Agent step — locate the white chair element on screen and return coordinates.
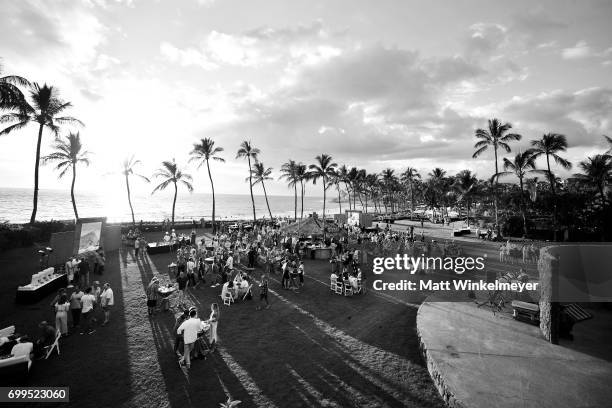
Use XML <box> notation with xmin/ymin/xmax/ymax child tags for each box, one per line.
<box><xmin>45</xmin><ymin>330</ymin><xmax>61</xmax><ymax>359</ymax></box>
<box><xmin>343</xmin><ymin>281</ymin><xmax>353</xmax><ymax>296</ymax></box>
<box><xmin>334</xmin><ymin>280</ymin><xmax>343</xmax><ymax>295</ymax></box>
<box><xmin>330</xmin><ymin>277</ymin><xmax>337</xmax><ymax>292</ymax></box>
<box><xmin>222</xmin><ymin>292</ymin><xmax>234</xmax><ymax>306</ymax></box>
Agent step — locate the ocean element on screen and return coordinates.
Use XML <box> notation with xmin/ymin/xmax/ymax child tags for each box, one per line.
<box><xmin>0</xmin><ymin>187</ymin><xmax>360</xmax><ymax>224</ymax></box>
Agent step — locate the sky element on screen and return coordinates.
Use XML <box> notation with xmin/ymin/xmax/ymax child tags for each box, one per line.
<box><xmin>1</xmin><ymin>0</ymin><xmax>611</xmax><ymax>199</ymax></box>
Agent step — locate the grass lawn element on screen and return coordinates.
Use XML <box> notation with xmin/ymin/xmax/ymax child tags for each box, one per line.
<box><xmin>0</xmin><ymin>230</ymin><xmax>445</xmax><ymax>408</ymax></box>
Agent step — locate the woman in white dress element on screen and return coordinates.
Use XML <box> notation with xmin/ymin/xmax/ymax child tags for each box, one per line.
<box><xmin>208</xmin><ymin>303</ymin><xmax>220</xmax><ymax>352</ymax></box>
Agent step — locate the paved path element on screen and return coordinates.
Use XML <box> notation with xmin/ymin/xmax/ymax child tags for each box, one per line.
<box><xmin>417</xmin><ymin>300</ymin><xmax>612</xmax><ymax>408</ymax></box>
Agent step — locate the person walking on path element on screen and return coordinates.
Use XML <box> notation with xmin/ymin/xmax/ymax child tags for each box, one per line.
<box><xmin>100</xmin><ymin>283</ymin><xmax>114</xmax><ymax>325</ymax></box>
<box><xmin>207</xmin><ymin>303</ymin><xmax>220</xmax><ymax>352</ymax></box>
<box><xmin>69</xmin><ymin>286</ymin><xmax>83</xmax><ymax>329</ymax></box>
<box><xmin>80</xmin><ymin>287</ymin><xmax>97</xmax><ymax>335</ymax></box>
<box><xmin>257</xmin><ymin>275</ymin><xmax>270</xmax><ymax>310</ymax></box>
<box><xmin>177</xmin><ymin>308</ymin><xmax>204</xmax><ymax>370</ymax></box>
<box><xmin>54</xmin><ymin>294</ymin><xmax>70</xmax><ymax>336</ymax></box>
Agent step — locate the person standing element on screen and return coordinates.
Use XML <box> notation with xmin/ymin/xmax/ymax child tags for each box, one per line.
<box><xmin>54</xmin><ymin>294</ymin><xmax>70</xmax><ymax>336</ymax></box>
<box><xmin>207</xmin><ymin>303</ymin><xmax>220</xmax><ymax>352</ymax></box>
<box><xmin>177</xmin><ymin>308</ymin><xmax>204</xmax><ymax>369</ymax></box>
<box><xmin>176</xmin><ymin>271</ymin><xmax>189</xmax><ymax>305</ymax></box>
<box><xmin>134</xmin><ymin>237</ymin><xmax>140</xmax><ymax>259</ymax></box>
<box><xmin>69</xmin><ymin>286</ymin><xmax>83</xmax><ymax>329</ymax></box>
<box><xmin>146</xmin><ymin>278</ymin><xmax>160</xmax><ymax>315</ymax></box>
<box><xmin>297</xmin><ymin>261</ymin><xmax>305</xmax><ymax>287</ymax></box>
<box><xmin>80</xmin><ymin>287</ymin><xmax>96</xmax><ymax>335</ymax></box>
<box><xmin>100</xmin><ymin>283</ymin><xmax>114</xmax><ymax>326</ymax></box>
<box><xmin>257</xmin><ymin>275</ymin><xmax>270</xmax><ymax>310</ymax></box>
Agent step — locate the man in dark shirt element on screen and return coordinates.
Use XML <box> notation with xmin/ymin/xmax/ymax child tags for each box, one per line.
<box><xmin>176</xmin><ymin>271</ymin><xmax>189</xmax><ymax>305</ymax></box>
<box><xmin>257</xmin><ymin>275</ymin><xmax>270</xmax><ymax>310</ymax></box>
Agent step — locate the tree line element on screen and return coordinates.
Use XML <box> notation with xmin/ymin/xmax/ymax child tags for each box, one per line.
<box><xmin>2</xmin><ymin>62</ymin><xmax>611</xmax><ymax>240</ymax></box>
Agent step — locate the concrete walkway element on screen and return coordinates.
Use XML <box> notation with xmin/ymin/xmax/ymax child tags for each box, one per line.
<box><xmin>417</xmin><ymin>300</ymin><xmax>612</xmax><ymax>408</ymax></box>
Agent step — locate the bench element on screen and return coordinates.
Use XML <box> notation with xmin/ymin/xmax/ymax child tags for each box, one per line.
<box><xmin>511</xmin><ymin>300</ymin><xmax>540</xmax><ymax>325</ymax></box>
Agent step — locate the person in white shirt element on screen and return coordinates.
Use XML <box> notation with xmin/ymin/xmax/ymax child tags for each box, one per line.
<box><xmin>80</xmin><ymin>287</ymin><xmax>96</xmax><ymax>335</ymax></box>
<box><xmin>177</xmin><ymin>309</ymin><xmax>205</xmax><ymax>369</ymax></box>
<box><xmin>225</xmin><ymin>255</ymin><xmax>233</xmax><ymax>274</ymax></box>
<box><xmin>100</xmin><ymin>283</ymin><xmax>114</xmax><ymax>326</ymax></box>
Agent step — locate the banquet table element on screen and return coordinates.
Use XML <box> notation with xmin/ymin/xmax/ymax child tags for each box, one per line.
<box><xmin>16</xmin><ymin>273</ymin><xmax>68</xmax><ymax>304</ymax></box>
<box><xmin>147</xmin><ymin>241</ymin><xmax>178</xmax><ymax>255</ymax></box>
<box><xmin>158</xmin><ymin>285</ymin><xmax>177</xmax><ymax>312</ymax></box>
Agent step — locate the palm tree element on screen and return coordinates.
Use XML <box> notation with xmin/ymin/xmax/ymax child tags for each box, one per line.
<box><xmin>120</xmin><ymin>155</ymin><xmax>150</xmax><ymax>226</ymax></box>
<box><xmin>365</xmin><ymin>173</ymin><xmax>379</xmax><ymax>213</ymax></box>
<box><xmin>0</xmin><ymin>83</ymin><xmax>82</xmax><ymax>223</ymax></box>
<box><xmin>250</xmin><ymin>162</ymin><xmax>274</xmax><ymax>220</ymax></box>
<box><xmin>280</xmin><ymin>160</ymin><xmax>298</xmax><ymax>221</ymax></box>
<box><xmin>152</xmin><ymin>159</ymin><xmax>193</xmax><ymax>227</ymax></box>
<box><xmin>0</xmin><ymin>62</ymin><xmax>29</xmax><ymax>109</ymax></box>
<box><xmin>575</xmin><ymin>154</ymin><xmax>612</xmax><ymax>211</ymax></box>
<box><xmin>381</xmin><ymin>168</ymin><xmax>397</xmax><ymax>214</ymax></box>
<box><xmin>41</xmin><ymin>132</ymin><xmax>90</xmax><ymax>220</ymax></box>
<box><xmin>401</xmin><ymin>167</ymin><xmax>421</xmax><ymax>219</ymax></box>
<box><xmin>453</xmin><ymin>170</ymin><xmax>478</xmax><ymax>227</ymax></box>
<box><xmin>603</xmin><ymin>135</ymin><xmax>611</xmax><ymax>154</ymax></box>
<box><xmin>236</xmin><ymin>141</ymin><xmax>260</xmax><ymax>223</ymax></box>
<box><xmin>472</xmin><ymin>118</ymin><xmax>521</xmax><ymax>236</ymax></box>
<box><xmin>337</xmin><ymin>165</ymin><xmax>351</xmax><ymax>210</ymax></box>
<box><xmin>189</xmin><ymin>138</ymin><xmax>225</xmax><ymax>232</ymax></box>
<box><xmin>575</xmin><ymin>154</ymin><xmax>612</xmax><ymax>240</ymax></box>
<box><xmin>348</xmin><ymin>167</ymin><xmax>359</xmax><ymax>209</ymax></box>
<box><xmin>295</xmin><ymin>163</ymin><xmax>309</xmax><ymax>219</ymax></box>
<box><xmin>329</xmin><ymin>168</ymin><xmax>343</xmax><ymax>214</ymax></box>
<box><xmin>530</xmin><ymin>133</ymin><xmax>572</xmax><ymax>240</ymax></box>
<box><xmin>309</xmin><ymin>154</ymin><xmax>337</xmax><ymax>241</ymax></box>
<box><xmin>494</xmin><ymin>151</ymin><xmax>538</xmax><ymax>237</ymax></box>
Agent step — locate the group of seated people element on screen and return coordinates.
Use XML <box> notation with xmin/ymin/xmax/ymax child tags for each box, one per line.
<box><xmin>0</xmin><ymin>321</ymin><xmax>58</xmax><ymax>369</ymax></box>
<box><xmin>330</xmin><ymin>253</ymin><xmax>364</xmax><ymax>295</ymax></box>
<box><xmin>221</xmin><ymin>271</ymin><xmax>253</xmax><ymax>301</ymax></box>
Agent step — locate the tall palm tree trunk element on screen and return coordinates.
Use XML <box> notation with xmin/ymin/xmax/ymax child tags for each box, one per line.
<box><xmin>30</xmin><ymin>124</ymin><xmax>44</xmax><ymax>224</ymax></box>
<box><xmin>125</xmin><ymin>174</ymin><xmax>136</xmax><ymax>225</ymax></box>
<box><xmin>206</xmin><ymin>160</ymin><xmax>217</xmax><ymax>233</ymax></box>
<box><xmin>519</xmin><ymin>177</ymin><xmax>528</xmax><ymax>237</ymax></box>
<box><xmin>493</xmin><ymin>147</ymin><xmax>500</xmax><ymax>236</ymax></box>
<box><xmin>410</xmin><ymin>181</ymin><xmax>415</xmax><ymax>220</ymax></box>
<box><xmin>247</xmin><ymin>156</ymin><xmax>256</xmax><ymax>222</ymax></box>
<box><xmin>293</xmin><ymin>183</ymin><xmax>297</xmax><ymax>221</ymax></box>
<box><xmin>344</xmin><ymin>183</ymin><xmax>353</xmax><ymax>211</ymax></box>
<box><xmin>300</xmin><ymin>182</ymin><xmax>305</xmax><ymax>219</ymax></box>
<box><xmin>172</xmin><ymin>182</ymin><xmax>177</xmax><ymax>227</ymax></box>
<box><xmin>322</xmin><ymin>177</ymin><xmax>327</xmax><ymax>241</ymax></box>
<box><xmin>337</xmin><ymin>187</ymin><xmax>342</xmax><ymax>214</ymax></box>
<box><xmin>70</xmin><ymin>162</ymin><xmax>79</xmax><ymax>220</ymax></box>
<box><xmin>546</xmin><ymin>155</ymin><xmax>558</xmax><ymax>241</ymax></box>
<box><xmin>262</xmin><ymin>180</ymin><xmax>273</xmax><ymax>220</ymax></box>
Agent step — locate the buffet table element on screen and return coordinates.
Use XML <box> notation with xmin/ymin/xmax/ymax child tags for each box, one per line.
<box><xmin>310</xmin><ymin>246</ymin><xmax>332</xmax><ymax>260</ymax></box>
<box><xmin>16</xmin><ymin>269</ymin><xmax>68</xmax><ymax>304</ymax></box>
<box><xmin>147</xmin><ymin>241</ymin><xmax>178</xmax><ymax>255</ymax></box>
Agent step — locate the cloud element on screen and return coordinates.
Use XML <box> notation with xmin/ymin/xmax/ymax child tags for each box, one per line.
<box><xmin>562</xmin><ymin>41</ymin><xmax>593</xmax><ymax>59</ymax></box>
<box><xmin>160</xmin><ymin>20</ymin><xmax>348</xmax><ymax>69</ymax></box>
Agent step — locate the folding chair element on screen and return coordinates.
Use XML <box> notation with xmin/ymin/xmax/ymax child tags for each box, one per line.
<box><xmin>45</xmin><ymin>330</ymin><xmax>61</xmax><ymax>359</ymax></box>
<box><xmin>222</xmin><ymin>292</ymin><xmax>234</xmax><ymax>306</ymax></box>
<box><xmin>330</xmin><ymin>277</ymin><xmax>337</xmax><ymax>292</ymax></box>
<box><xmin>334</xmin><ymin>280</ymin><xmax>343</xmax><ymax>295</ymax></box>
<box><xmin>343</xmin><ymin>281</ymin><xmax>353</xmax><ymax>296</ymax></box>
